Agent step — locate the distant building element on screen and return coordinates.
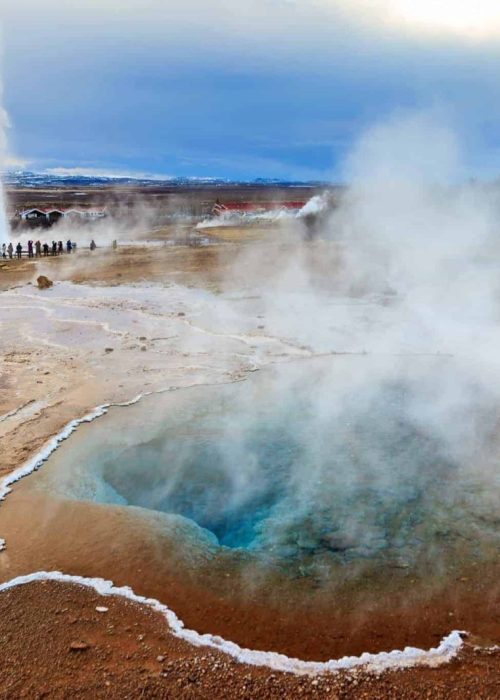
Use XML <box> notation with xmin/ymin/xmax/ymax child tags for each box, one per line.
<box><xmin>17</xmin><ymin>207</ymin><xmax>107</xmax><ymax>226</ymax></box>
<box><xmin>211</xmin><ymin>200</ymin><xmax>306</xmax><ymax>217</ymax></box>
<box><xmin>19</xmin><ymin>208</ymin><xmax>49</xmax><ymax>223</ymax></box>
<box><xmin>63</xmin><ymin>208</ymin><xmax>107</xmax><ymax>220</ymax></box>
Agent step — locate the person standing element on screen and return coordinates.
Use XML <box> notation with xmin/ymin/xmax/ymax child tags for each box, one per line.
<box><xmin>35</xmin><ymin>240</ymin><xmax>42</xmax><ymax>257</ymax></box>
<box><xmin>90</xmin><ymin>239</ymin><xmax>97</xmax><ymax>251</ymax></box>
<box><xmin>43</xmin><ymin>243</ymin><xmax>49</xmax><ymax>257</ymax></box>
<box><xmin>1</xmin><ymin>243</ymin><xmax>6</xmax><ymax>259</ymax></box>
<box><xmin>51</xmin><ymin>241</ymin><xmax>57</xmax><ymax>256</ymax></box>
<box><xmin>58</xmin><ymin>241</ymin><xmax>63</xmax><ymax>255</ymax></box>
<box><xmin>66</xmin><ymin>239</ymin><xmax>72</xmax><ymax>253</ymax></box>
<box><xmin>7</xmin><ymin>242</ymin><xmax>13</xmax><ymax>259</ymax></box>
<box><xmin>16</xmin><ymin>242</ymin><xmax>22</xmax><ymax>259</ymax></box>
<box><xmin>28</xmin><ymin>240</ymin><xmax>34</xmax><ymax>258</ymax></box>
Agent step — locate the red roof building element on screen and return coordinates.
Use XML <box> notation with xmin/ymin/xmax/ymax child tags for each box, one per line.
<box><xmin>212</xmin><ymin>201</ymin><xmax>305</xmax><ymax>216</ymax></box>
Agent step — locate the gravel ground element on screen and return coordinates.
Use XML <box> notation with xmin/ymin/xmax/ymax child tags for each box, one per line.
<box><xmin>0</xmin><ymin>580</ymin><xmax>498</xmax><ymax>699</ymax></box>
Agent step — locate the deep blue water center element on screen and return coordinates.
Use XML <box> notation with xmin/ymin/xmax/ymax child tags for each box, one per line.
<box><xmin>37</xmin><ymin>357</ymin><xmax>500</xmax><ymax>566</ymax></box>
<box><xmin>102</xmin><ymin>421</ymin><xmax>300</xmax><ymax>549</ymax></box>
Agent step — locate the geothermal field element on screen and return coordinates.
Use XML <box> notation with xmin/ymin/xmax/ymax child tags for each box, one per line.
<box><xmin>0</xmin><ymin>135</ymin><xmax>499</xmax><ymax>698</ymax></box>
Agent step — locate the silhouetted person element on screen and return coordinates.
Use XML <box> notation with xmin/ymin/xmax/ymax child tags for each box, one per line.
<box><xmin>7</xmin><ymin>242</ymin><xmax>13</xmax><ymax>259</ymax></box>
<box><xmin>72</xmin><ymin>241</ymin><xmax>77</xmax><ymax>252</ymax></box>
<box><xmin>90</xmin><ymin>239</ymin><xmax>97</xmax><ymax>251</ymax></box>
<box><xmin>58</xmin><ymin>241</ymin><xmax>63</xmax><ymax>255</ymax></box>
<box><xmin>1</xmin><ymin>243</ymin><xmax>6</xmax><ymax>259</ymax></box>
<box><xmin>28</xmin><ymin>240</ymin><xmax>34</xmax><ymax>258</ymax></box>
<box><xmin>35</xmin><ymin>240</ymin><xmax>42</xmax><ymax>257</ymax></box>
<box><xmin>16</xmin><ymin>242</ymin><xmax>22</xmax><ymax>259</ymax></box>
<box><xmin>51</xmin><ymin>241</ymin><xmax>57</xmax><ymax>256</ymax></box>
<box><xmin>43</xmin><ymin>243</ymin><xmax>49</xmax><ymax>257</ymax></box>
<box><xmin>66</xmin><ymin>240</ymin><xmax>72</xmax><ymax>253</ymax></box>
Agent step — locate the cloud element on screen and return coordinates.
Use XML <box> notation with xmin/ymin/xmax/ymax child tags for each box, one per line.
<box><xmin>379</xmin><ymin>0</ymin><xmax>500</xmax><ymax>38</ymax></box>
<box><xmin>3</xmin><ymin>1</ymin><xmax>500</xmax><ymax>179</ymax></box>
<box><xmin>5</xmin><ymin>1</ymin><xmax>500</xmax><ymax>52</ymax></box>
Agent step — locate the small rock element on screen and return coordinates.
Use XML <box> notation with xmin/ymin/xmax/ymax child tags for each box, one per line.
<box><xmin>96</xmin><ymin>606</ymin><xmax>109</xmax><ymax>613</ymax></box>
<box><xmin>69</xmin><ymin>641</ymin><xmax>90</xmax><ymax>651</ymax></box>
<box><xmin>37</xmin><ymin>275</ymin><xmax>53</xmax><ymax>290</ymax></box>
<box><xmin>104</xmin><ymin>348</ymin><xmax>114</xmax><ymax>354</ymax></box>
<box><xmin>157</xmin><ymin>655</ymin><xmax>165</xmax><ymax>663</ymax></box>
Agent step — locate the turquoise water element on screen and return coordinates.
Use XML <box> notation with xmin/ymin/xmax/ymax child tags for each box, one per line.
<box><xmin>33</xmin><ymin>356</ymin><xmax>500</xmax><ymax>571</ymax></box>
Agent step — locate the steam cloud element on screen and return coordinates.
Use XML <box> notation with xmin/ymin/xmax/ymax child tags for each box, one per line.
<box><xmin>0</xmin><ymin>86</ymin><xmax>8</xmax><ymax>245</ymax></box>
<box><xmin>188</xmin><ymin>110</ymin><xmax>500</xmax><ymax>575</ymax></box>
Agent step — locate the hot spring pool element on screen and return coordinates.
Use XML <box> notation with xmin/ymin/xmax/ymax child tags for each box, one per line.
<box><xmin>29</xmin><ymin>355</ymin><xmax>500</xmax><ymax>578</ymax></box>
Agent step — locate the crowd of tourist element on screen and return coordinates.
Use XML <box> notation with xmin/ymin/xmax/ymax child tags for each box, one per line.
<box><xmin>1</xmin><ymin>239</ymin><xmax>98</xmax><ymax>260</ymax></box>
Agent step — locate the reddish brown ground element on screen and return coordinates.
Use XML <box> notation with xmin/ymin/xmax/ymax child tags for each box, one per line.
<box><xmin>0</xmin><ymin>580</ymin><xmax>498</xmax><ymax>699</ymax></box>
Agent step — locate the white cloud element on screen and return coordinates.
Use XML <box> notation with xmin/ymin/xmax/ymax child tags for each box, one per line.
<box><xmin>382</xmin><ymin>0</ymin><xmax>500</xmax><ymax>37</ymax></box>
<box><xmin>6</xmin><ymin>0</ymin><xmax>500</xmax><ymax>40</ymax></box>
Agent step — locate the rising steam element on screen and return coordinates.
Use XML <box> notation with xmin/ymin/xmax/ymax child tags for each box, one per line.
<box><xmin>0</xmin><ymin>77</ymin><xmax>9</xmax><ymax>245</ymax></box>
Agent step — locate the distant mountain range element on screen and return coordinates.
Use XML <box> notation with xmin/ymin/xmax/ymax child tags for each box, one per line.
<box><xmin>3</xmin><ymin>171</ymin><xmax>328</xmax><ymax>189</ymax></box>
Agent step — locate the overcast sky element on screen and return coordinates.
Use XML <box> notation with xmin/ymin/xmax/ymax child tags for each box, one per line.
<box><xmin>2</xmin><ymin>0</ymin><xmax>500</xmax><ymax>180</ymax></box>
